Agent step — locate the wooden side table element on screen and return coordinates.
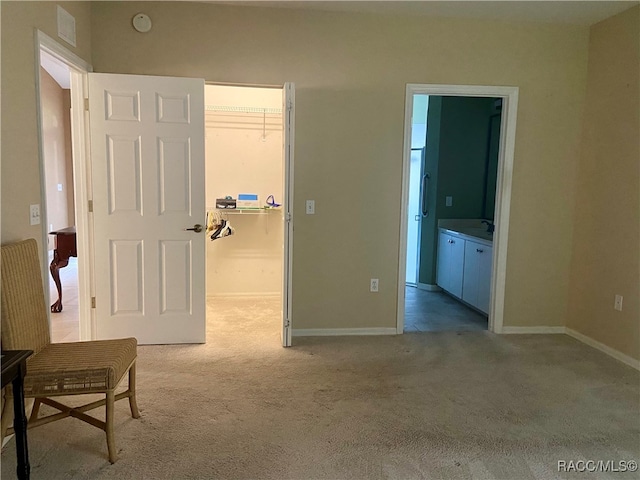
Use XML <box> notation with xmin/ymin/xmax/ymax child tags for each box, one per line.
<box><xmin>49</xmin><ymin>226</ymin><xmax>77</xmax><ymax>313</ymax></box>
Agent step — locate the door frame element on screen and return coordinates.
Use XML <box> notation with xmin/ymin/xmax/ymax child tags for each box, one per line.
<box><xmin>35</xmin><ymin>30</ymin><xmax>94</xmax><ymax>340</ymax></box>
<box><xmin>396</xmin><ymin>83</ymin><xmax>519</xmax><ymax>334</ymax></box>
<box><xmin>282</xmin><ymin>82</ymin><xmax>295</xmax><ymax>347</ymax></box>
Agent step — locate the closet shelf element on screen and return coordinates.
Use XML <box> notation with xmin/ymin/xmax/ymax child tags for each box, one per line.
<box><xmin>209</xmin><ymin>207</ymin><xmax>281</xmax><ymax>215</ymax></box>
<box><xmin>205</xmin><ymin>105</ymin><xmax>282</xmax><ymax>115</ymax></box>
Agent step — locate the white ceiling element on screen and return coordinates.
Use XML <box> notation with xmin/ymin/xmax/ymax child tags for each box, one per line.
<box><xmin>210</xmin><ymin>1</ymin><xmax>638</xmax><ymax>26</ymax></box>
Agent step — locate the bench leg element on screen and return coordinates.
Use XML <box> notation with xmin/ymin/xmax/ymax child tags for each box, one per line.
<box><xmin>128</xmin><ymin>362</ymin><xmax>141</xmax><ymax>419</ymax></box>
<box><xmin>29</xmin><ymin>399</ymin><xmax>42</xmax><ymax>422</ymax></box>
<box><xmin>106</xmin><ymin>391</ymin><xmax>117</xmax><ymax>464</ymax></box>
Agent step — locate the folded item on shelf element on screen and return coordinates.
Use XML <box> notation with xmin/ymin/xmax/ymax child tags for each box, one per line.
<box><xmin>216</xmin><ymin>198</ymin><xmax>236</xmax><ymax>209</ymax></box>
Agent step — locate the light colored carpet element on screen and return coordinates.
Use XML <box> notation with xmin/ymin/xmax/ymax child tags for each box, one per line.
<box><xmin>2</xmin><ymin>296</ymin><xmax>639</xmax><ymax>479</ymax></box>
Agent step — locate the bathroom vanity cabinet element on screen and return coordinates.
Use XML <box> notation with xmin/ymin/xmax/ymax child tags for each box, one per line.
<box><xmin>436</xmin><ymin>228</ymin><xmax>493</xmax><ymax>315</ymax></box>
<box><xmin>462</xmin><ymin>240</ymin><xmax>493</xmax><ymax>314</ymax></box>
<box><xmin>436</xmin><ymin>231</ymin><xmax>465</xmax><ymax>298</ymax></box>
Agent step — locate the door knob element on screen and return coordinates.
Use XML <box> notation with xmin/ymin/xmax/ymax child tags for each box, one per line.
<box><xmin>186</xmin><ymin>224</ymin><xmax>203</xmax><ymax>233</ymax></box>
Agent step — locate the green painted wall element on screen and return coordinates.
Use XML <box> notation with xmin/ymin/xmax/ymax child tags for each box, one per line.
<box><xmin>418</xmin><ymin>96</ymin><xmax>499</xmax><ymax>285</ymax></box>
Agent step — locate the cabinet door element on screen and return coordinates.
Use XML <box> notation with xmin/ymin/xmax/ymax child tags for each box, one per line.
<box><xmin>448</xmin><ymin>236</ymin><xmax>465</xmax><ymax>298</ymax></box>
<box><xmin>462</xmin><ymin>241</ymin><xmax>480</xmax><ymax>307</ymax></box>
<box><xmin>462</xmin><ymin>240</ymin><xmax>492</xmax><ymax>314</ymax></box>
<box><xmin>436</xmin><ymin>232</ymin><xmax>450</xmax><ymax>291</ymax></box>
<box><xmin>476</xmin><ymin>244</ymin><xmax>493</xmax><ymax>314</ymax></box>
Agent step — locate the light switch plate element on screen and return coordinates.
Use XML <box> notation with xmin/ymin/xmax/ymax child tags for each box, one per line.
<box><xmin>30</xmin><ymin>204</ymin><xmax>41</xmax><ymax>225</ymax></box>
<box><xmin>446</xmin><ymin>196</ymin><xmax>453</xmax><ymax>207</ymax></box>
<box><xmin>614</xmin><ymin>295</ymin><xmax>623</xmax><ymax>311</ymax></box>
<box><xmin>306</xmin><ymin>200</ymin><xmax>315</xmax><ymax>215</ymax></box>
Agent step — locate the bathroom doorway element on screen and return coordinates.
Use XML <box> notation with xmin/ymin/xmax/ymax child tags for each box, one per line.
<box><xmin>397</xmin><ymin>84</ymin><xmax>519</xmax><ymax>334</ymax></box>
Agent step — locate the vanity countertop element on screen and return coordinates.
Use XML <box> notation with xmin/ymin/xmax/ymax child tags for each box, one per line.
<box><xmin>438</xmin><ymin>219</ymin><xmax>494</xmax><ymax>246</ymax></box>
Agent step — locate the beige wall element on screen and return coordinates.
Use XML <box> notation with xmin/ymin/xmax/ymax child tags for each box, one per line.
<box><xmin>567</xmin><ymin>7</ymin><xmax>640</xmax><ymax>360</ymax></box>
<box><xmin>1</xmin><ymin>2</ymin><xmax>92</xmax><ymax>253</ymax></box>
<box><xmin>40</xmin><ymin>68</ymin><xmax>75</xmax><ymax>250</ymax></box>
<box><xmin>1</xmin><ymin>2</ymin><xmax>595</xmax><ymax>332</ymax></box>
<box><xmin>88</xmin><ymin>2</ymin><xmax>590</xmax><ymax>330</ymax></box>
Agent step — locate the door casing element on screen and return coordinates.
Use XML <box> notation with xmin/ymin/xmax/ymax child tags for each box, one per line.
<box><xmin>35</xmin><ymin>30</ymin><xmax>93</xmax><ymax>340</ymax></box>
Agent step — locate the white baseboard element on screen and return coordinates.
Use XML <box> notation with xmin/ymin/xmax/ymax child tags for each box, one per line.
<box><xmin>417</xmin><ymin>283</ymin><xmax>441</xmax><ymax>292</ymax></box>
<box><xmin>207</xmin><ymin>292</ymin><xmax>280</xmax><ymax>298</ymax></box>
<box><xmin>501</xmin><ymin>326</ymin><xmax>566</xmax><ymax>334</ymax></box>
<box><xmin>499</xmin><ymin>325</ymin><xmax>640</xmax><ymax>371</ymax></box>
<box><xmin>292</xmin><ymin>328</ymin><xmax>397</xmax><ymax>337</ymax></box>
<box><xmin>566</xmin><ymin>328</ymin><xmax>640</xmax><ymax>371</ymax></box>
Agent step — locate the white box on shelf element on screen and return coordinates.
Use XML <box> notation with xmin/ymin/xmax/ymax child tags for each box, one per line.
<box><xmin>237</xmin><ymin>193</ymin><xmax>259</xmax><ymax>208</ymax></box>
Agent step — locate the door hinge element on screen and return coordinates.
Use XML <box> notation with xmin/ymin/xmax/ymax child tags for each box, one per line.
<box><xmin>84</xmin><ymin>98</ymin><xmax>89</xmax><ymax>111</ymax></box>
<box><xmin>88</xmin><ymin>200</ymin><xmax>93</xmax><ymax>212</ymax></box>
<box><xmin>91</xmin><ymin>297</ymin><xmax>96</xmax><ymax>308</ymax></box>
<box><xmin>285</xmin><ymin>212</ymin><xmax>292</xmax><ymax>222</ymax></box>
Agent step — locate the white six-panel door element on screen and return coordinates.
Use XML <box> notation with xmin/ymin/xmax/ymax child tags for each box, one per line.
<box><xmin>89</xmin><ymin>73</ymin><xmax>205</xmax><ymax>344</ymax></box>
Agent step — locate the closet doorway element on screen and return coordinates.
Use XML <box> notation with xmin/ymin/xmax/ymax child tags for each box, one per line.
<box><xmin>205</xmin><ymin>84</ymin><xmax>294</xmax><ymax>346</ymax></box>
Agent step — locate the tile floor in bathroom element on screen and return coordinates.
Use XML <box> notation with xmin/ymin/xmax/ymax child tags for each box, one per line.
<box><xmin>404</xmin><ymin>286</ymin><xmax>488</xmax><ymax>332</ymax></box>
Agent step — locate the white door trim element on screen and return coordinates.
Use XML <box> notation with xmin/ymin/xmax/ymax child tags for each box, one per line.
<box><xmin>35</xmin><ymin>30</ymin><xmax>94</xmax><ymax>340</ymax></box>
<box><xmin>282</xmin><ymin>83</ymin><xmax>295</xmax><ymax>347</ymax></box>
<box><xmin>397</xmin><ymin>83</ymin><xmax>519</xmax><ymax>335</ymax></box>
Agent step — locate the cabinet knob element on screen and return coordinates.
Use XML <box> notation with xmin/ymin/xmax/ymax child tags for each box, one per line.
<box><xmin>476</xmin><ymin>248</ymin><xmax>483</xmax><ymax>253</ymax></box>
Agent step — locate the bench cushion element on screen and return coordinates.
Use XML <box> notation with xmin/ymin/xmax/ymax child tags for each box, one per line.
<box><xmin>24</xmin><ymin>338</ymin><xmax>137</xmax><ymax>396</ymax></box>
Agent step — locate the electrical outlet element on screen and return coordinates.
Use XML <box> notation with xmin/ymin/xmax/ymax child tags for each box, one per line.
<box><xmin>57</xmin><ymin>183</ymin><xmax>63</xmax><ymax>192</ymax></box>
<box><xmin>614</xmin><ymin>295</ymin><xmax>623</xmax><ymax>311</ymax></box>
<box><xmin>370</xmin><ymin>278</ymin><xmax>379</xmax><ymax>292</ymax></box>
<box><xmin>306</xmin><ymin>200</ymin><xmax>315</xmax><ymax>215</ymax></box>
<box><xmin>30</xmin><ymin>204</ymin><xmax>41</xmax><ymax>225</ymax></box>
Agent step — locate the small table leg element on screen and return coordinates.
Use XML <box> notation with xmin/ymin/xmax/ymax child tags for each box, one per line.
<box><xmin>50</xmin><ymin>250</ymin><xmax>68</xmax><ymax>313</ymax></box>
<box><xmin>12</xmin><ymin>370</ymin><xmax>30</xmax><ymax>480</ymax></box>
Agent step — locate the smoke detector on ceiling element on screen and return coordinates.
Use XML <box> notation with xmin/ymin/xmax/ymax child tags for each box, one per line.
<box><xmin>132</xmin><ymin>13</ymin><xmax>152</xmax><ymax>33</ymax></box>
